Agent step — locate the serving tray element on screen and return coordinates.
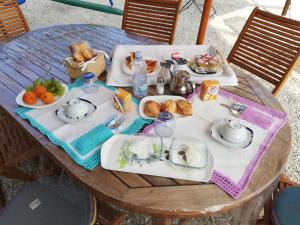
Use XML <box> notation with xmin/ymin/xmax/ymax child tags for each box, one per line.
<box><xmin>101</xmin><ymin>134</ymin><xmax>214</xmax><ymax>182</ymax></box>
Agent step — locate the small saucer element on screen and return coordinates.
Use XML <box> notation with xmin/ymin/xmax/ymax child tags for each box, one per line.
<box><xmin>211</xmin><ymin>119</ymin><xmax>254</xmax><ymax>149</ymax></box>
<box><xmin>55</xmin><ymin>98</ymin><xmax>97</xmax><ymax>124</ymax></box>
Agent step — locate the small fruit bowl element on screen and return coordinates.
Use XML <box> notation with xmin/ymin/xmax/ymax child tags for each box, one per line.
<box><xmin>16</xmin><ymin>79</ymin><xmax>68</xmax><ymax>109</ymax></box>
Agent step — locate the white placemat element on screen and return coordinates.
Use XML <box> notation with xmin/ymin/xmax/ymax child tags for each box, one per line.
<box><xmin>106</xmin><ymin>45</ymin><xmax>238</xmax><ymax>87</ymax></box>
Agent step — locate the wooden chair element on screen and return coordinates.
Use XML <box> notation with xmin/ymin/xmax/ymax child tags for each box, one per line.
<box><xmin>122</xmin><ymin>0</ymin><xmax>182</xmax><ymax>44</ymax></box>
<box><xmin>0</xmin><ymin>0</ymin><xmax>30</xmax><ymax>42</ymax></box>
<box><xmin>227</xmin><ymin>7</ymin><xmax>300</xmax><ymax>96</ymax></box>
<box><xmin>0</xmin><ymin>108</ymin><xmax>127</xmax><ymax>224</ymax></box>
<box><xmin>0</xmin><ymin>176</ymin><xmax>97</xmax><ymax>225</ymax></box>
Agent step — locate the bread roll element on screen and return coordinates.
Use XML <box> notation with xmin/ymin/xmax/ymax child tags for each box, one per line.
<box><xmin>176</xmin><ymin>100</ymin><xmax>193</xmax><ymax>116</ymax></box>
<box><xmin>81</xmin><ymin>48</ymin><xmax>94</xmax><ymax>61</ymax></box>
<box><xmin>161</xmin><ymin>100</ymin><xmax>176</xmax><ymax>113</ymax></box>
<box><xmin>144</xmin><ymin>100</ymin><xmax>160</xmax><ymax>117</ymax></box>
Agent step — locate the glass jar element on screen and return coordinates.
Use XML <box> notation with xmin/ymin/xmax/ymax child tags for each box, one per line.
<box><xmin>154</xmin><ymin>112</ymin><xmax>176</xmax><ymax>160</ymax></box>
<box><xmin>82</xmin><ymin>72</ymin><xmax>98</xmax><ymax>93</ymax></box>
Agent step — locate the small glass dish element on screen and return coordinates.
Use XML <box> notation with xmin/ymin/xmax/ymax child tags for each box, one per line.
<box><xmin>168</xmin><ymin>136</ymin><xmax>208</xmax><ymax>170</ymax></box>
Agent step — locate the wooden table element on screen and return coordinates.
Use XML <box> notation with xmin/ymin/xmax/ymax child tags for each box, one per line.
<box><xmin>0</xmin><ymin>24</ymin><xmax>291</xmax><ymax>225</ymax></box>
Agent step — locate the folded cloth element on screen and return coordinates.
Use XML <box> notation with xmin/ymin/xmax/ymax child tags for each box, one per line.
<box><xmin>143</xmin><ymin>88</ymin><xmax>287</xmax><ymax>198</ymax></box>
<box><xmin>107</xmin><ymin>45</ymin><xmax>238</xmax><ymax>87</ymax></box>
<box><xmin>71</xmin><ymin>124</ymin><xmax>113</xmax><ymax>155</ymax></box>
<box><xmin>16</xmin><ymin>79</ymin><xmax>152</xmax><ymax>170</ymax></box>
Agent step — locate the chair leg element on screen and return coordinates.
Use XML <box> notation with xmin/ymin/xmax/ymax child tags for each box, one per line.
<box><xmin>96</xmin><ymin>199</ymin><xmax>127</xmax><ymax>225</ymax></box>
<box><xmin>263</xmin><ymin>196</ymin><xmax>273</xmax><ymax>225</ymax></box>
<box><xmin>177</xmin><ymin>219</ymin><xmax>189</xmax><ymax>225</ymax></box>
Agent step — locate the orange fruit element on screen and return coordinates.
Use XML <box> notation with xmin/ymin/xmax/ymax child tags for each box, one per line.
<box><xmin>39</xmin><ymin>92</ymin><xmax>55</xmax><ymax>104</ymax></box>
<box><xmin>33</xmin><ymin>85</ymin><xmax>47</xmax><ymax>97</ymax></box>
<box><xmin>22</xmin><ymin>91</ymin><xmax>37</xmax><ymax>105</ymax></box>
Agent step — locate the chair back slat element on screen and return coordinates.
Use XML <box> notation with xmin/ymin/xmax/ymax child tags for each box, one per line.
<box><xmin>228</xmin><ymin>7</ymin><xmax>300</xmax><ymax>95</ymax></box>
<box><xmin>122</xmin><ymin>0</ymin><xmax>182</xmax><ymax>44</ymax></box>
<box><xmin>0</xmin><ymin>0</ymin><xmax>29</xmax><ymax>42</ymax></box>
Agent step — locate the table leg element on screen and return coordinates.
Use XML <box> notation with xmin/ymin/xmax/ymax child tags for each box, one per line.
<box><xmin>196</xmin><ymin>0</ymin><xmax>213</xmax><ymax>44</ymax></box>
<box><xmin>0</xmin><ymin>185</ymin><xmax>5</xmax><ymax>208</ymax></box>
<box><xmin>152</xmin><ymin>217</ymin><xmax>172</xmax><ymax>225</ymax></box>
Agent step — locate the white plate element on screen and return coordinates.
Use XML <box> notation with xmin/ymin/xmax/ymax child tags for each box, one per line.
<box><xmin>16</xmin><ymin>83</ymin><xmax>69</xmax><ymax>109</ymax></box>
<box><xmin>211</xmin><ymin>119</ymin><xmax>254</xmax><ymax>149</ymax></box>
<box><xmin>139</xmin><ymin>95</ymin><xmax>188</xmax><ymax>119</ymax></box>
<box><xmin>122</xmin><ymin>58</ymin><xmax>161</xmax><ymax>76</ymax></box>
<box><xmin>101</xmin><ymin>134</ymin><xmax>214</xmax><ymax>182</ymax></box>
<box><xmin>55</xmin><ymin>98</ymin><xmax>97</xmax><ymax>124</ymax></box>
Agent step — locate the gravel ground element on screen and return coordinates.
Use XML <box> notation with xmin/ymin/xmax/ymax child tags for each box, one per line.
<box><xmin>1</xmin><ymin>0</ymin><xmax>299</xmax><ymax>224</ymax></box>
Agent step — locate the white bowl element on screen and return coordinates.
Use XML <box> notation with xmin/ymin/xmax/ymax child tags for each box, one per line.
<box><xmin>63</xmin><ymin>98</ymin><xmax>90</xmax><ymax>119</ymax></box>
<box><xmin>219</xmin><ymin>120</ymin><xmax>248</xmax><ymax>144</ymax></box>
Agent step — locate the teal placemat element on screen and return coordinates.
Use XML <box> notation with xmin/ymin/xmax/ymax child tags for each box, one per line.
<box><xmin>16</xmin><ymin>79</ymin><xmax>152</xmax><ymax>170</ymax></box>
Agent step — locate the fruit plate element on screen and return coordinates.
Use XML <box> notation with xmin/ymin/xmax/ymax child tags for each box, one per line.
<box><xmin>101</xmin><ymin>134</ymin><xmax>214</xmax><ymax>182</ymax></box>
<box><xmin>139</xmin><ymin>95</ymin><xmax>188</xmax><ymax>119</ymax></box>
<box><xmin>16</xmin><ymin>83</ymin><xmax>69</xmax><ymax>109</ymax></box>
<box><xmin>121</xmin><ymin>58</ymin><xmax>161</xmax><ymax>76</ymax></box>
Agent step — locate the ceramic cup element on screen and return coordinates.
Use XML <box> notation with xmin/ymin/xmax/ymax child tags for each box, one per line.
<box><xmin>62</xmin><ymin>98</ymin><xmax>90</xmax><ymax>119</ymax></box>
<box><xmin>220</xmin><ymin>120</ymin><xmax>248</xmax><ymax>144</ymax></box>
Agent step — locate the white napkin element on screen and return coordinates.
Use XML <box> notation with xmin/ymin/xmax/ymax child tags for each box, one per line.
<box><xmin>106</xmin><ymin>45</ymin><xmax>238</xmax><ymax>87</ymax></box>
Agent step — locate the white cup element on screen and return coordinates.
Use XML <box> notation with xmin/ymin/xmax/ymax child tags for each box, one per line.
<box><xmin>63</xmin><ymin>98</ymin><xmax>90</xmax><ymax>119</ymax></box>
<box><xmin>220</xmin><ymin>120</ymin><xmax>248</xmax><ymax>144</ymax></box>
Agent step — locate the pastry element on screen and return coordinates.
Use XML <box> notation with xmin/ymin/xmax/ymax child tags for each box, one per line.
<box><xmin>161</xmin><ymin>100</ymin><xmax>176</xmax><ymax>113</ymax></box>
<box><xmin>69</xmin><ymin>41</ymin><xmax>93</xmax><ymax>62</ymax></box>
<box><xmin>125</xmin><ymin>52</ymin><xmax>157</xmax><ymax>74</ymax></box>
<box><xmin>113</xmin><ymin>88</ymin><xmax>132</xmax><ymax>113</ymax></box>
<box><xmin>145</xmin><ymin>60</ymin><xmax>157</xmax><ymax>74</ymax></box>
<box><xmin>73</xmin><ymin>52</ymin><xmax>85</xmax><ymax>63</ymax></box>
<box><xmin>176</xmin><ymin>100</ymin><xmax>193</xmax><ymax>116</ymax></box>
<box><xmin>125</xmin><ymin>52</ymin><xmax>135</xmax><ymax>69</ymax></box>
<box><xmin>207</xmin><ymin>56</ymin><xmax>219</xmax><ymax>72</ymax></box>
<box><xmin>143</xmin><ymin>100</ymin><xmax>161</xmax><ymax>117</ymax></box>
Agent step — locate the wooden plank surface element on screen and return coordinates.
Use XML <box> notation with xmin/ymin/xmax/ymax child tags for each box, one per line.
<box><xmin>0</xmin><ymin>24</ymin><xmax>292</xmax><ymax>220</ymax></box>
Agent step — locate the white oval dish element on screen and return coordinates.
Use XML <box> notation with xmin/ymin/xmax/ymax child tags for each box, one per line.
<box><xmin>16</xmin><ymin>83</ymin><xmax>69</xmax><ymax>109</ymax></box>
<box><xmin>122</xmin><ymin>58</ymin><xmax>161</xmax><ymax>76</ymax></box>
<box><xmin>211</xmin><ymin>119</ymin><xmax>254</xmax><ymax>149</ymax></box>
<box><xmin>55</xmin><ymin>98</ymin><xmax>97</xmax><ymax>124</ymax></box>
<box><xmin>139</xmin><ymin>95</ymin><xmax>188</xmax><ymax>119</ymax></box>
<box><xmin>101</xmin><ymin>134</ymin><xmax>214</xmax><ymax>182</ymax></box>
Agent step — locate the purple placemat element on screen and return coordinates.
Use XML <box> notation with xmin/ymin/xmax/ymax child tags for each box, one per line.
<box><xmin>211</xmin><ymin>89</ymin><xmax>287</xmax><ymax>198</ymax></box>
<box><xmin>144</xmin><ymin>88</ymin><xmax>287</xmax><ymax>199</ymax></box>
